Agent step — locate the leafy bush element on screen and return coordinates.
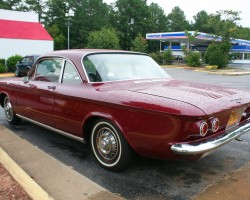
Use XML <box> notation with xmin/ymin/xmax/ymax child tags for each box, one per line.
<box><xmin>6</xmin><ymin>55</ymin><xmax>22</xmax><ymax>72</ymax></box>
<box><xmin>0</xmin><ymin>59</ymin><xmax>5</xmax><ymax>66</ymax></box>
<box><xmin>204</xmin><ymin>43</ymin><xmax>231</xmax><ymax>68</ymax></box>
<box><xmin>162</xmin><ymin>49</ymin><xmax>174</xmax><ymax>65</ymax></box>
<box><xmin>149</xmin><ymin>52</ymin><xmax>163</xmax><ymax>65</ymax></box>
<box><xmin>186</xmin><ymin>51</ymin><xmax>201</xmax><ymax>67</ymax></box>
<box><xmin>0</xmin><ymin>63</ymin><xmax>6</xmax><ymax>73</ymax></box>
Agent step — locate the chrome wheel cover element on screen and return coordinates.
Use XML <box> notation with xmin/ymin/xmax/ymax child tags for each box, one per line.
<box><xmin>96</xmin><ymin>127</ymin><xmax>119</xmax><ymax>161</ymax></box>
<box><xmin>4</xmin><ymin>98</ymin><xmax>14</xmax><ymax>122</ymax></box>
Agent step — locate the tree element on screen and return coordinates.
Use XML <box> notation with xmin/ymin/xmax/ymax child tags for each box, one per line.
<box><xmin>147</xmin><ymin>3</ymin><xmax>168</xmax><ymax>52</ymax></box>
<box><xmin>131</xmin><ymin>34</ymin><xmax>148</xmax><ymax>53</ymax></box>
<box><xmin>207</xmin><ymin>10</ymin><xmax>241</xmax><ymax>40</ymax></box>
<box><xmin>0</xmin><ymin>0</ymin><xmax>22</xmax><ymax>10</ymax></box>
<box><xmin>205</xmin><ymin>10</ymin><xmax>241</xmax><ymax>67</ymax></box>
<box><xmin>47</xmin><ymin>24</ymin><xmax>66</xmax><ymax>50</ymax></box>
<box><xmin>110</xmin><ymin>0</ymin><xmax>150</xmax><ymax>50</ymax></box>
<box><xmin>192</xmin><ymin>10</ymin><xmax>213</xmax><ymax>33</ymax></box>
<box><xmin>22</xmin><ymin>0</ymin><xmax>47</xmax><ymax>22</ymax></box>
<box><xmin>233</xmin><ymin>27</ymin><xmax>250</xmax><ymax>40</ymax></box>
<box><xmin>68</xmin><ymin>0</ymin><xmax>110</xmax><ymax>48</ymax></box>
<box><xmin>86</xmin><ymin>28</ymin><xmax>120</xmax><ymax>49</ymax></box>
<box><xmin>43</xmin><ymin>0</ymin><xmax>68</xmax><ymax>49</ymax></box>
<box><xmin>167</xmin><ymin>6</ymin><xmax>190</xmax><ymax>32</ymax></box>
<box><xmin>148</xmin><ymin>3</ymin><xmax>168</xmax><ymax>33</ymax></box>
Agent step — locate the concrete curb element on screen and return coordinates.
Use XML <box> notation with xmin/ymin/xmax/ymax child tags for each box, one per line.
<box><xmin>0</xmin><ymin>147</ymin><xmax>53</xmax><ymax>200</ymax></box>
<box><xmin>0</xmin><ymin>125</ymin><xmax>123</xmax><ymax>200</ymax></box>
<box><xmin>0</xmin><ymin>73</ymin><xmax>15</xmax><ymax>78</ymax></box>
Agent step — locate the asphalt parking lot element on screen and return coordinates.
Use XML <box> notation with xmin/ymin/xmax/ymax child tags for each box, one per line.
<box><xmin>0</xmin><ymin>68</ymin><xmax>250</xmax><ymax>200</ymax></box>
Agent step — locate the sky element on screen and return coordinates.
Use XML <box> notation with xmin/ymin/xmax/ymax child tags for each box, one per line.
<box><xmin>103</xmin><ymin>0</ymin><xmax>249</xmax><ymax>28</ymax></box>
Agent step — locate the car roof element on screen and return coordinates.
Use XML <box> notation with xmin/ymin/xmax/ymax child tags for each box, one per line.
<box><xmin>41</xmin><ymin>49</ymin><xmax>145</xmax><ymax>60</ymax></box>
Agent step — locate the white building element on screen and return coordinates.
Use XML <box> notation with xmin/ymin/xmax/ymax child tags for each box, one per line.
<box><xmin>0</xmin><ymin>9</ymin><xmax>54</xmax><ymax>60</ymax></box>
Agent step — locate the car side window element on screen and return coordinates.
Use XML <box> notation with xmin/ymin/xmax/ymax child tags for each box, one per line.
<box><xmin>34</xmin><ymin>58</ymin><xmax>63</xmax><ymax>82</ymax></box>
<box><xmin>62</xmin><ymin>61</ymin><xmax>81</xmax><ymax>84</ymax></box>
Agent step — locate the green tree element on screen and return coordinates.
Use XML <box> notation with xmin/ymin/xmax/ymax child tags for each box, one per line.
<box><xmin>131</xmin><ymin>34</ymin><xmax>148</xmax><ymax>53</ymax></box>
<box><xmin>167</xmin><ymin>6</ymin><xmax>190</xmax><ymax>31</ymax></box>
<box><xmin>192</xmin><ymin>10</ymin><xmax>213</xmax><ymax>33</ymax></box>
<box><xmin>44</xmin><ymin>0</ymin><xmax>68</xmax><ymax>49</ymax></box>
<box><xmin>47</xmin><ymin>24</ymin><xmax>66</xmax><ymax>50</ymax></box>
<box><xmin>86</xmin><ymin>28</ymin><xmax>120</xmax><ymax>49</ymax></box>
<box><xmin>0</xmin><ymin>0</ymin><xmax>22</xmax><ymax>10</ymax></box>
<box><xmin>22</xmin><ymin>0</ymin><xmax>47</xmax><ymax>22</ymax></box>
<box><xmin>147</xmin><ymin>3</ymin><xmax>168</xmax><ymax>52</ymax></box>
<box><xmin>205</xmin><ymin>10</ymin><xmax>241</xmax><ymax>66</ymax></box>
<box><xmin>110</xmin><ymin>0</ymin><xmax>150</xmax><ymax>50</ymax></box>
<box><xmin>68</xmin><ymin>0</ymin><xmax>110</xmax><ymax>48</ymax></box>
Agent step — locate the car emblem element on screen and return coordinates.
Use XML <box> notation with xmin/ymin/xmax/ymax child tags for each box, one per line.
<box><xmin>231</xmin><ymin>98</ymin><xmax>242</xmax><ymax>104</ymax></box>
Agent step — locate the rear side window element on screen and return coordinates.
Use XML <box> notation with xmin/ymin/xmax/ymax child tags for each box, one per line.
<box><xmin>62</xmin><ymin>61</ymin><xmax>81</xmax><ymax>84</ymax></box>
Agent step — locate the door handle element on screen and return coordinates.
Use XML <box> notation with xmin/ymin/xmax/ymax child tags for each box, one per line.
<box><xmin>47</xmin><ymin>86</ymin><xmax>56</xmax><ymax>90</ymax></box>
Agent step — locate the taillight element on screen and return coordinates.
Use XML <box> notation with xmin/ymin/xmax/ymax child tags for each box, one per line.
<box><xmin>211</xmin><ymin>118</ymin><xmax>220</xmax><ymax>132</ymax></box>
<box><xmin>200</xmin><ymin>121</ymin><xmax>208</xmax><ymax>136</ymax></box>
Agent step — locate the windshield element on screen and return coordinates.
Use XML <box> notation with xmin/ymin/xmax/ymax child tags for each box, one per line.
<box><xmin>82</xmin><ymin>53</ymin><xmax>170</xmax><ymax>82</ymax></box>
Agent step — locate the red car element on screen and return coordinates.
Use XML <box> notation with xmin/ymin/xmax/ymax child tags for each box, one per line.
<box><xmin>1</xmin><ymin>49</ymin><xmax>250</xmax><ymax>171</ymax></box>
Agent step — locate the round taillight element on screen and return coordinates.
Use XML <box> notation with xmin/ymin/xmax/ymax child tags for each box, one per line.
<box><xmin>200</xmin><ymin>121</ymin><xmax>208</xmax><ymax>136</ymax></box>
<box><xmin>211</xmin><ymin>118</ymin><xmax>220</xmax><ymax>132</ymax></box>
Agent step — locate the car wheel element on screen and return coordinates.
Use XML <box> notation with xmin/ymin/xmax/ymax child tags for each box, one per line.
<box><xmin>90</xmin><ymin>119</ymin><xmax>134</xmax><ymax>171</ymax></box>
<box><xmin>4</xmin><ymin>96</ymin><xmax>21</xmax><ymax>125</ymax></box>
<box><xmin>15</xmin><ymin>69</ymin><xmax>19</xmax><ymax>77</ymax></box>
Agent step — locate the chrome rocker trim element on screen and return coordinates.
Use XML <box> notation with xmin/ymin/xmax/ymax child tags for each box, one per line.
<box><xmin>16</xmin><ymin>114</ymin><xmax>84</xmax><ymax>143</ymax></box>
<box><xmin>171</xmin><ymin>122</ymin><xmax>250</xmax><ymax>155</ymax></box>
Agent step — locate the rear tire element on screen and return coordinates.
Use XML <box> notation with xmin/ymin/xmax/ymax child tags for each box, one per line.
<box><xmin>4</xmin><ymin>96</ymin><xmax>21</xmax><ymax>125</ymax></box>
<box><xmin>90</xmin><ymin>119</ymin><xmax>134</xmax><ymax>171</ymax></box>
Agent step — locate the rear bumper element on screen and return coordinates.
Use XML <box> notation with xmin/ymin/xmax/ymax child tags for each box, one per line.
<box><xmin>171</xmin><ymin>121</ymin><xmax>250</xmax><ymax>155</ymax></box>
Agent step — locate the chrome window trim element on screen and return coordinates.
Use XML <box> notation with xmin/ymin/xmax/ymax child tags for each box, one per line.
<box><xmin>31</xmin><ymin>56</ymin><xmax>83</xmax><ymax>84</ymax></box>
<box><xmin>16</xmin><ymin>114</ymin><xmax>85</xmax><ymax>143</ymax></box>
<box><xmin>61</xmin><ymin>59</ymin><xmax>83</xmax><ymax>84</ymax></box>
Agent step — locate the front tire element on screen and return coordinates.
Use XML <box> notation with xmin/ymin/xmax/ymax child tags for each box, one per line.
<box><xmin>15</xmin><ymin>69</ymin><xmax>20</xmax><ymax>77</ymax></box>
<box><xmin>90</xmin><ymin>119</ymin><xmax>134</xmax><ymax>171</ymax></box>
<box><xmin>4</xmin><ymin>96</ymin><xmax>21</xmax><ymax>125</ymax></box>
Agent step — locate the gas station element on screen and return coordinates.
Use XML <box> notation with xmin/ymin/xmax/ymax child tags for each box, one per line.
<box><xmin>146</xmin><ymin>31</ymin><xmax>250</xmax><ymax>64</ymax></box>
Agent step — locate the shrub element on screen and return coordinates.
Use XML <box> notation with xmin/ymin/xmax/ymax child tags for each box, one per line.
<box><xmin>0</xmin><ymin>58</ymin><xmax>5</xmax><ymax>66</ymax></box>
<box><xmin>204</xmin><ymin>43</ymin><xmax>231</xmax><ymax>68</ymax></box>
<box><xmin>0</xmin><ymin>63</ymin><xmax>6</xmax><ymax>73</ymax></box>
<box><xmin>186</xmin><ymin>51</ymin><xmax>201</xmax><ymax>67</ymax></box>
<box><xmin>149</xmin><ymin>52</ymin><xmax>163</xmax><ymax>65</ymax></box>
<box><xmin>6</xmin><ymin>55</ymin><xmax>22</xmax><ymax>72</ymax></box>
<box><xmin>162</xmin><ymin>49</ymin><xmax>174</xmax><ymax>65</ymax></box>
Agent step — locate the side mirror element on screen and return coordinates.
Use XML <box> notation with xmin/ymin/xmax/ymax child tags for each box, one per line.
<box><xmin>22</xmin><ymin>76</ymin><xmax>29</xmax><ymax>83</ymax></box>
<box><xmin>17</xmin><ymin>61</ymin><xmax>20</xmax><ymax>64</ymax></box>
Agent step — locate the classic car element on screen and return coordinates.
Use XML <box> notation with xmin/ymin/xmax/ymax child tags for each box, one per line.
<box><xmin>0</xmin><ymin>49</ymin><xmax>250</xmax><ymax>171</ymax></box>
<box><xmin>15</xmin><ymin>54</ymin><xmax>40</xmax><ymax>77</ymax></box>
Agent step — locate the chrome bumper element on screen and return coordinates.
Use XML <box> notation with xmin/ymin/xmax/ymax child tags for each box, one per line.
<box><xmin>171</xmin><ymin>122</ymin><xmax>250</xmax><ymax>155</ymax></box>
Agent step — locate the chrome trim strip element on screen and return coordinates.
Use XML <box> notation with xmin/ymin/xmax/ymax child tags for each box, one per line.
<box><xmin>171</xmin><ymin>122</ymin><xmax>250</xmax><ymax>155</ymax></box>
<box><xmin>16</xmin><ymin>114</ymin><xmax>85</xmax><ymax>143</ymax></box>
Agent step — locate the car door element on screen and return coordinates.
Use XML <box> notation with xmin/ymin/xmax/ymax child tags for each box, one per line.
<box><xmin>16</xmin><ymin>58</ymin><xmax>63</xmax><ymax>127</ymax></box>
<box><xmin>53</xmin><ymin>60</ymin><xmax>85</xmax><ymax>137</ymax></box>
